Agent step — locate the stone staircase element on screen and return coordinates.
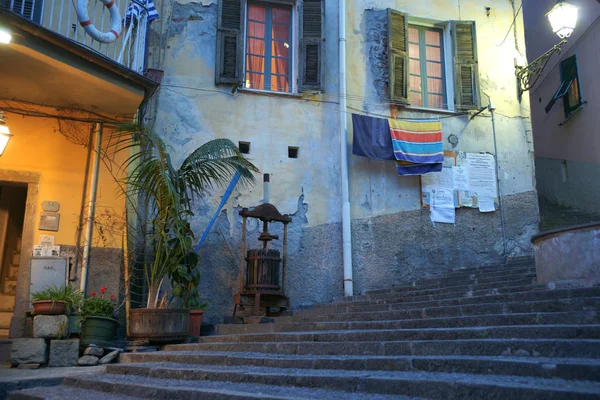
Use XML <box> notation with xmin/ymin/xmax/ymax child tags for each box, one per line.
<box><xmin>0</xmin><ymin>237</ymin><xmax>20</xmax><ymax>338</ymax></box>
<box><xmin>9</xmin><ymin>258</ymin><xmax>600</xmax><ymax>399</ymax></box>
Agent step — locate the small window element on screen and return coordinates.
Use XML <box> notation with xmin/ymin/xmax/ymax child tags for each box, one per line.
<box><xmin>408</xmin><ymin>25</ymin><xmax>446</xmax><ymax>109</ymax></box>
<box><xmin>545</xmin><ymin>55</ymin><xmax>583</xmax><ymax>118</ymax></box>
<box><xmin>288</xmin><ymin>146</ymin><xmax>299</xmax><ymax>158</ymax></box>
<box><xmin>245</xmin><ymin>2</ymin><xmax>293</xmax><ymax>93</ymax></box>
<box><xmin>239</xmin><ymin>141</ymin><xmax>251</xmax><ymax>154</ymax></box>
<box><xmin>2</xmin><ymin>0</ymin><xmax>44</xmax><ymax>24</ymax></box>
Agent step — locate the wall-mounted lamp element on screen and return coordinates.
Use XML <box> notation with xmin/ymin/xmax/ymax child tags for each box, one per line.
<box><xmin>515</xmin><ymin>0</ymin><xmax>579</xmax><ymax>99</ymax></box>
<box><xmin>0</xmin><ymin>27</ymin><xmax>11</xmax><ymax>44</ymax></box>
<box><xmin>547</xmin><ymin>0</ymin><xmax>579</xmax><ymax>39</ymax></box>
<box><xmin>0</xmin><ymin>112</ymin><xmax>12</xmax><ymax>156</ymax></box>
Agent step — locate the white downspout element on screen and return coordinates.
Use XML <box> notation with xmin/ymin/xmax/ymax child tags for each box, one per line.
<box><xmin>339</xmin><ymin>0</ymin><xmax>353</xmax><ymax>296</ymax></box>
<box><xmin>80</xmin><ymin>122</ymin><xmax>102</xmax><ymax>294</ymax></box>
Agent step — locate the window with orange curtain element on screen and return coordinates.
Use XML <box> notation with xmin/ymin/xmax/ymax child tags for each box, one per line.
<box><xmin>245</xmin><ymin>3</ymin><xmax>292</xmax><ymax>93</ymax></box>
<box><xmin>408</xmin><ymin>25</ymin><xmax>446</xmax><ymax>109</ymax></box>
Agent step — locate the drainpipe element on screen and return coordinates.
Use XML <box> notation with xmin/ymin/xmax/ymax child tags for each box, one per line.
<box><xmin>80</xmin><ymin>123</ymin><xmax>102</xmax><ymax>294</ymax></box>
<box><xmin>339</xmin><ymin>0</ymin><xmax>353</xmax><ymax>296</ymax></box>
<box><xmin>488</xmin><ymin>102</ymin><xmax>508</xmax><ymax>258</ymax></box>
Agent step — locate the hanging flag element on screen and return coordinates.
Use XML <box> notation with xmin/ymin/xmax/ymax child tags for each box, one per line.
<box><xmin>388</xmin><ymin>119</ymin><xmax>444</xmax><ymax>176</ymax></box>
<box><xmin>351</xmin><ymin>114</ymin><xmax>395</xmax><ymax>161</ymax></box>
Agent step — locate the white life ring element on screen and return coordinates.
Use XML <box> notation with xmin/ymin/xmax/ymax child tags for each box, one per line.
<box><xmin>76</xmin><ymin>0</ymin><xmax>122</xmax><ymax>44</ymax></box>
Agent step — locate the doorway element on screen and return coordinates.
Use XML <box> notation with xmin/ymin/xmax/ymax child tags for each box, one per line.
<box><xmin>0</xmin><ymin>184</ymin><xmax>27</xmax><ymax>296</ymax></box>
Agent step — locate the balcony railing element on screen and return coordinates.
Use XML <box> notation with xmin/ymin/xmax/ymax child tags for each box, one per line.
<box><xmin>1</xmin><ymin>0</ymin><xmax>148</xmax><ymax>73</ymax></box>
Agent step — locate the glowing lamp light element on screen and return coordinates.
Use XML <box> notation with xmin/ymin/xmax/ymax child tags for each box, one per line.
<box><xmin>547</xmin><ymin>0</ymin><xmax>579</xmax><ymax>39</ymax></box>
<box><xmin>0</xmin><ymin>28</ymin><xmax>11</xmax><ymax>44</ymax></box>
<box><xmin>0</xmin><ymin>118</ymin><xmax>11</xmax><ymax>156</ymax></box>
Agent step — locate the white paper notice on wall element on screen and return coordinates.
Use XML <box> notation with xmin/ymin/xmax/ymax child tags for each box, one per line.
<box><xmin>421</xmin><ymin>167</ymin><xmax>454</xmax><ymax>192</ymax></box>
<box><xmin>466</xmin><ymin>153</ymin><xmax>497</xmax><ymax>198</ymax></box>
<box><xmin>478</xmin><ymin>197</ymin><xmax>496</xmax><ymax>212</ymax></box>
<box><xmin>431</xmin><ymin>189</ymin><xmax>455</xmax><ymax>224</ymax></box>
<box><xmin>452</xmin><ymin>166</ymin><xmax>470</xmax><ymax>191</ymax></box>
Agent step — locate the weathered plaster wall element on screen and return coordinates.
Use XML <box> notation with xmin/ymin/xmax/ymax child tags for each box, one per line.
<box><xmin>148</xmin><ymin>0</ymin><xmax>539</xmax><ymax>323</ymax></box>
<box><xmin>0</xmin><ymin>114</ymin><xmax>128</xmax><ymax>248</ymax></box>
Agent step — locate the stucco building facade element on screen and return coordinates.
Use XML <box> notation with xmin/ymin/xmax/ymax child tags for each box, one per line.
<box><xmin>523</xmin><ymin>0</ymin><xmax>600</xmax><ymax>227</ymax></box>
<box><xmin>144</xmin><ymin>0</ymin><xmax>539</xmax><ymax>323</ymax></box>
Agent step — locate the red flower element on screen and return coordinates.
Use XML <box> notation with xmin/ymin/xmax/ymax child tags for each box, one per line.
<box><xmin>91</xmin><ymin>292</ymin><xmax>96</xmax><ymax>297</ymax></box>
<box><xmin>110</xmin><ymin>294</ymin><xmax>116</xmax><ymax>300</ymax></box>
<box><xmin>100</xmin><ymin>287</ymin><xmax>107</xmax><ymax>294</ymax></box>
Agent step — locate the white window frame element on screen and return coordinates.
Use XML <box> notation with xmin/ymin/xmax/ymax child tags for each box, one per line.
<box><xmin>407</xmin><ymin>17</ymin><xmax>456</xmax><ymax>112</ymax></box>
<box><xmin>242</xmin><ymin>0</ymin><xmax>299</xmax><ymax>94</ymax></box>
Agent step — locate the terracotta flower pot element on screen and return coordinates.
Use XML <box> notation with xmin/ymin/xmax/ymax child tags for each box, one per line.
<box><xmin>32</xmin><ymin>300</ymin><xmax>68</xmax><ymax>315</ymax></box>
<box><xmin>189</xmin><ymin>310</ymin><xmax>204</xmax><ymax>337</ymax></box>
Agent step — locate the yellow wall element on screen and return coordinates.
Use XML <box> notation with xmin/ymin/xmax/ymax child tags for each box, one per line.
<box><xmin>0</xmin><ymin>113</ymin><xmax>126</xmax><ymax>248</ymax></box>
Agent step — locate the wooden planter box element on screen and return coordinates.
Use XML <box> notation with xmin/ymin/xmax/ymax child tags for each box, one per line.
<box><xmin>129</xmin><ymin>308</ymin><xmax>189</xmax><ymax>342</ymax></box>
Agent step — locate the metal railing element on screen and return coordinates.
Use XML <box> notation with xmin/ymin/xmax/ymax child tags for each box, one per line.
<box><xmin>2</xmin><ymin>0</ymin><xmax>148</xmax><ymax>73</ymax></box>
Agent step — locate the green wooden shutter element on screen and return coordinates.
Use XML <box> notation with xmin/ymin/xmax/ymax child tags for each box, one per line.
<box><xmin>299</xmin><ymin>0</ymin><xmax>324</xmax><ymax>91</ymax></box>
<box><xmin>388</xmin><ymin>9</ymin><xmax>409</xmax><ymax>104</ymax></box>
<box><xmin>216</xmin><ymin>0</ymin><xmax>243</xmax><ymax>85</ymax></box>
<box><xmin>451</xmin><ymin>21</ymin><xmax>480</xmax><ymax>110</ymax></box>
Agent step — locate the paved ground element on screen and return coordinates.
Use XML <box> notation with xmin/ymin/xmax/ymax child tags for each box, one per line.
<box><xmin>0</xmin><ymin>365</ymin><xmax>105</xmax><ymax>400</ymax></box>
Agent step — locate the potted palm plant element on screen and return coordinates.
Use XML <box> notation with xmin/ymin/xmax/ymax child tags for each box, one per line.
<box><xmin>119</xmin><ymin>125</ymin><xmax>257</xmax><ymax>342</ymax></box>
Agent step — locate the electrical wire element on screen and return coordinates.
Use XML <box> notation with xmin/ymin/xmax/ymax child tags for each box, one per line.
<box><xmin>497</xmin><ymin>0</ymin><xmax>523</xmax><ymax>47</ymax></box>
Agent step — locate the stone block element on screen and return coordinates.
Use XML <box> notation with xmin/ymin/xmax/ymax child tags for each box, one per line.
<box><xmin>84</xmin><ymin>346</ymin><xmax>104</xmax><ymax>357</ymax></box>
<box><xmin>17</xmin><ymin>363</ymin><xmax>40</xmax><ymax>369</ymax></box>
<box><xmin>78</xmin><ymin>355</ymin><xmax>99</xmax><ymax>366</ymax></box>
<box><xmin>49</xmin><ymin>339</ymin><xmax>80</xmax><ymax>367</ymax></box>
<box><xmin>11</xmin><ymin>339</ymin><xmax>48</xmax><ymax>365</ymax></box>
<box><xmin>99</xmin><ymin>349</ymin><xmax>120</xmax><ymax>364</ymax></box>
<box><xmin>33</xmin><ymin>315</ymin><xmax>69</xmax><ymax>339</ymax></box>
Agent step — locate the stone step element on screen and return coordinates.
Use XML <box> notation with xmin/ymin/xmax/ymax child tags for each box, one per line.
<box><xmin>165</xmin><ymin>338</ymin><xmax>600</xmax><ymax>358</ymax></box>
<box><xmin>8</xmin><ymin>266</ymin><xmax>19</xmax><ymax>279</ymax></box>
<box><xmin>364</xmin><ymin>267</ymin><xmax>537</xmax><ymax>293</ymax></box>
<box><xmin>0</xmin><ymin>328</ymin><xmax>9</xmax><ymax>338</ymax></box>
<box><xmin>338</xmin><ymin>283</ymin><xmax>548</xmax><ymax>304</ymax></box>
<box><xmin>343</xmin><ymin>278</ymin><xmax>539</xmax><ymax>304</ymax></box>
<box><xmin>121</xmin><ymin>351</ymin><xmax>600</xmax><ymax>382</ymax></box>
<box><xmin>27</xmin><ymin>373</ymin><xmax>418</xmax><ymax>400</ymax></box>
<box><xmin>196</xmin><ymin>325</ymin><xmax>600</xmax><ymax>344</ymax></box>
<box><xmin>213</xmin><ymin>311</ymin><xmax>600</xmax><ymax>336</ymax></box>
<box><xmin>299</xmin><ymin>287</ymin><xmax>600</xmax><ymax>315</ymax></box>
<box><xmin>365</xmin><ymin>272</ymin><xmax>537</xmax><ymax>295</ymax></box>
<box><xmin>102</xmin><ymin>363</ymin><xmax>600</xmax><ymax>399</ymax></box>
<box><xmin>8</xmin><ymin>386</ymin><xmax>141</xmax><ymax>400</ymax></box>
<box><xmin>3</xmin><ymin>278</ymin><xmax>17</xmax><ymax>295</ymax></box>
<box><xmin>0</xmin><ymin>294</ymin><xmax>15</xmax><ymax>311</ymax></box>
<box><xmin>279</xmin><ymin>297</ymin><xmax>600</xmax><ymax>324</ymax></box>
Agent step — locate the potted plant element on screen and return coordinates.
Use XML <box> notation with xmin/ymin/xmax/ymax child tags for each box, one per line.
<box><xmin>80</xmin><ymin>287</ymin><xmax>118</xmax><ymax>347</ymax></box>
<box><xmin>168</xmin><ymin>234</ymin><xmax>208</xmax><ymax>337</ymax></box>
<box><xmin>31</xmin><ymin>285</ymin><xmax>83</xmax><ymax>315</ymax></box>
<box><xmin>119</xmin><ymin>125</ymin><xmax>257</xmax><ymax>342</ymax></box>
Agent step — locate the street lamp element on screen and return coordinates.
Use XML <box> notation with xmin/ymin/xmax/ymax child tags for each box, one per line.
<box><xmin>515</xmin><ymin>0</ymin><xmax>579</xmax><ymax>99</ymax></box>
<box><xmin>0</xmin><ymin>27</ymin><xmax>11</xmax><ymax>44</ymax></box>
<box><xmin>547</xmin><ymin>0</ymin><xmax>579</xmax><ymax>39</ymax></box>
<box><xmin>0</xmin><ymin>113</ymin><xmax>12</xmax><ymax>156</ymax></box>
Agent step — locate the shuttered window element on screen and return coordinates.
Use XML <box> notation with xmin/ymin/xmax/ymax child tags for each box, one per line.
<box><xmin>451</xmin><ymin>21</ymin><xmax>480</xmax><ymax>110</ymax></box>
<box><xmin>388</xmin><ymin>10</ymin><xmax>409</xmax><ymax>104</ymax></box>
<box><xmin>216</xmin><ymin>0</ymin><xmax>324</xmax><ymax>93</ymax></box>
<box><xmin>545</xmin><ymin>55</ymin><xmax>583</xmax><ymax>118</ymax></box>
<box><xmin>408</xmin><ymin>25</ymin><xmax>446</xmax><ymax>109</ymax></box>
<box><xmin>1</xmin><ymin>0</ymin><xmax>43</xmax><ymax>24</ymax></box>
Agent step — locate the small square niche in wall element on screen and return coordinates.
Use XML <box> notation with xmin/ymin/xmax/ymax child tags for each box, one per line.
<box><xmin>288</xmin><ymin>146</ymin><xmax>299</xmax><ymax>159</ymax></box>
<box><xmin>239</xmin><ymin>141</ymin><xmax>251</xmax><ymax>154</ymax></box>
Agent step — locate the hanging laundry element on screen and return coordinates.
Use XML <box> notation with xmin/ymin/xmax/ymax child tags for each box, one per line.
<box><xmin>351</xmin><ymin>114</ymin><xmax>395</xmax><ymax>161</ymax></box>
<box><xmin>125</xmin><ymin>0</ymin><xmax>159</xmax><ymax>25</ymax></box>
<box><xmin>389</xmin><ymin>119</ymin><xmax>444</xmax><ymax>176</ymax></box>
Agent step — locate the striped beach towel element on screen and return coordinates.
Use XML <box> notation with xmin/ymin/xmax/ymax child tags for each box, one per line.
<box><xmin>388</xmin><ymin>119</ymin><xmax>444</xmax><ymax>176</ymax></box>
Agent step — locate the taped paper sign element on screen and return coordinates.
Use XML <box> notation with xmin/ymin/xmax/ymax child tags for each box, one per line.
<box><xmin>431</xmin><ymin>189</ymin><xmax>455</xmax><ymax>224</ymax></box>
<box><xmin>452</xmin><ymin>166</ymin><xmax>469</xmax><ymax>191</ymax></box>
<box><xmin>466</xmin><ymin>153</ymin><xmax>497</xmax><ymax>198</ymax></box>
<box><xmin>478</xmin><ymin>197</ymin><xmax>496</xmax><ymax>212</ymax></box>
